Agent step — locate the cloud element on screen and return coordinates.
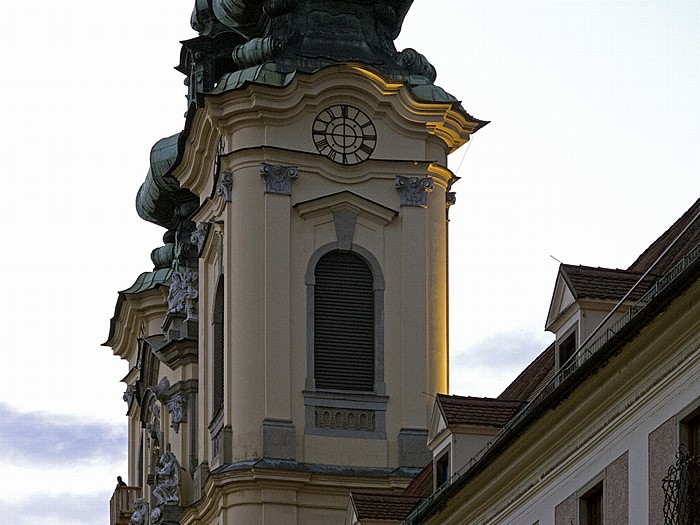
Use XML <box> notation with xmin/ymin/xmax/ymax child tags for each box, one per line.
<box><xmin>0</xmin><ymin>403</ymin><xmax>126</xmax><ymax>465</ymax></box>
<box><xmin>450</xmin><ymin>330</ymin><xmax>553</xmax><ymax>398</ymax></box>
<box><xmin>0</xmin><ymin>492</ymin><xmax>111</xmax><ymax>525</ymax></box>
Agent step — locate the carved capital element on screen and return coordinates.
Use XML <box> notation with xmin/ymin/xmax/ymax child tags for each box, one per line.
<box><xmin>446</xmin><ymin>191</ymin><xmax>456</xmax><ymax>208</ymax></box>
<box><xmin>216</xmin><ymin>171</ymin><xmax>233</xmax><ymax>202</ymax></box>
<box><xmin>167</xmin><ymin>269</ymin><xmax>199</xmax><ymax>320</ymax></box>
<box><xmin>260</xmin><ymin>162</ymin><xmax>299</xmax><ymax>195</ymax></box>
<box><xmin>395</xmin><ymin>176</ymin><xmax>434</xmax><ymax>207</ymax></box>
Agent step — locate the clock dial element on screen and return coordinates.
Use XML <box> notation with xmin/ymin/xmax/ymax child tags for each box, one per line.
<box><xmin>312</xmin><ymin>105</ymin><xmax>376</xmax><ymax>165</ymax></box>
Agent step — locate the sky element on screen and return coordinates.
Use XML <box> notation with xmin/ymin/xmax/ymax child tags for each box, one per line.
<box><xmin>0</xmin><ymin>1</ymin><xmax>698</xmax><ymax>523</ymax></box>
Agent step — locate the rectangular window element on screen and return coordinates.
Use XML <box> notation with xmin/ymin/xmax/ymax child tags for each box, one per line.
<box><xmin>580</xmin><ymin>483</ymin><xmax>603</xmax><ymax>525</ymax></box>
<box><xmin>435</xmin><ymin>448</ymin><xmax>450</xmax><ymax>490</ymax></box>
<box><xmin>558</xmin><ymin>330</ymin><xmax>577</xmax><ymax>369</ymax></box>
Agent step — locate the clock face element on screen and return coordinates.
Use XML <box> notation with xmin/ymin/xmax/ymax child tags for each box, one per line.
<box><xmin>312</xmin><ymin>105</ymin><xmax>376</xmax><ymax>165</ymax></box>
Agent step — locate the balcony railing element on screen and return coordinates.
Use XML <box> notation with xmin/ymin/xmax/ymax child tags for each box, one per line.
<box><xmin>663</xmin><ymin>451</ymin><xmax>700</xmax><ymax>525</ymax></box>
<box><xmin>110</xmin><ymin>485</ymin><xmax>141</xmax><ymax>525</ymax></box>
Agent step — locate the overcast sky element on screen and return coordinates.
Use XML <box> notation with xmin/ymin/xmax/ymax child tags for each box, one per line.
<box><xmin>0</xmin><ymin>1</ymin><xmax>698</xmax><ymax>523</ymax></box>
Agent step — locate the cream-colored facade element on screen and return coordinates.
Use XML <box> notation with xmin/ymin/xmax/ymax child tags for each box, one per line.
<box><xmin>106</xmin><ymin>60</ymin><xmax>483</xmax><ymax>524</ymax></box>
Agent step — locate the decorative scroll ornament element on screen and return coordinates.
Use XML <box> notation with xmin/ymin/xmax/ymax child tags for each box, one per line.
<box><xmin>166</xmin><ymin>394</ymin><xmax>187</xmax><ymax>433</ymax></box>
<box><xmin>446</xmin><ymin>191</ymin><xmax>457</xmax><ymax>208</ymax></box>
<box><xmin>260</xmin><ymin>163</ymin><xmax>299</xmax><ymax>195</ymax></box>
<box><xmin>216</xmin><ymin>171</ymin><xmax>233</xmax><ymax>202</ymax></box>
<box><xmin>167</xmin><ymin>269</ymin><xmax>199</xmax><ymax>320</ymax></box>
<box><xmin>191</xmin><ymin>222</ymin><xmax>211</xmax><ymax>254</ymax></box>
<box><xmin>395</xmin><ymin>176</ymin><xmax>434</xmax><ymax>207</ymax></box>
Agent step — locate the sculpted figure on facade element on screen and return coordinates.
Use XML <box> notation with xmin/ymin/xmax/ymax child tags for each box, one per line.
<box><xmin>166</xmin><ymin>393</ymin><xmax>187</xmax><ymax>433</ymax></box>
<box><xmin>129</xmin><ymin>498</ymin><xmax>148</xmax><ymax>525</ymax></box>
<box><xmin>167</xmin><ymin>269</ymin><xmax>199</xmax><ymax>320</ymax></box>
<box><xmin>152</xmin><ymin>450</ymin><xmax>182</xmax><ymax>506</ymax></box>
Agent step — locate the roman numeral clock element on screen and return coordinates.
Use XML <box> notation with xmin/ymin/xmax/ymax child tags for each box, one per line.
<box><xmin>312</xmin><ymin>104</ymin><xmax>376</xmax><ymax>165</ymax></box>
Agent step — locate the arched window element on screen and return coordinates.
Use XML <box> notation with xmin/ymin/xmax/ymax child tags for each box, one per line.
<box><xmin>212</xmin><ymin>276</ymin><xmax>224</xmax><ymax>417</ymax></box>
<box><xmin>314</xmin><ymin>251</ymin><xmax>375</xmax><ymax>392</ymax></box>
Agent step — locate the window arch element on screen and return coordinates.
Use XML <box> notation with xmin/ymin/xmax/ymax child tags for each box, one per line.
<box><xmin>212</xmin><ymin>276</ymin><xmax>224</xmax><ymax>417</ymax></box>
<box><xmin>304</xmin><ymin>244</ymin><xmax>387</xmax><ymax>438</ymax></box>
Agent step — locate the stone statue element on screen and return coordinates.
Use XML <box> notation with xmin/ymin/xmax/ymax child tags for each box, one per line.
<box><xmin>166</xmin><ymin>393</ymin><xmax>187</xmax><ymax>433</ymax></box>
<box><xmin>129</xmin><ymin>498</ymin><xmax>148</xmax><ymax>525</ymax></box>
<box><xmin>167</xmin><ymin>269</ymin><xmax>199</xmax><ymax>320</ymax></box>
<box><xmin>152</xmin><ymin>450</ymin><xmax>182</xmax><ymax>506</ymax></box>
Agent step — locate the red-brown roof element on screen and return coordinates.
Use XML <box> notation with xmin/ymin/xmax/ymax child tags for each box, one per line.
<box><xmin>437</xmin><ymin>394</ymin><xmax>524</xmax><ymax>427</ymax></box>
<box><xmin>560</xmin><ymin>265</ymin><xmax>656</xmax><ymax>302</ymax></box>
<box><xmin>499</xmin><ymin>342</ymin><xmax>555</xmax><ymax>402</ymax></box>
<box><xmin>350</xmin><ymin>493</ymin><xmax>422</xmax><ymax>521</ymax></box>
<box><xmin>628</xmin><ymin>198</ymin><xmax>700</xmax><ymax>275</ymax></box>
<box><xmin>402</xmin><ymin>462</ymin><xmax>433</xmax><ymax>497</ymax></box>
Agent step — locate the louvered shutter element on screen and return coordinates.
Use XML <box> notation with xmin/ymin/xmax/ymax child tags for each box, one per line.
<box><xmin>314</xmin><ymin>251</ymin><xmax>374</xmax><ymax>391</ymax></box>
<box><xmin>212</xmin><ymin>278</ymin><xmax>224</xmax><ymax>414</ymax></box>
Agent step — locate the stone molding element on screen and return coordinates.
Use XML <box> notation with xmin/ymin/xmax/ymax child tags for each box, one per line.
<box><xmin>315</xmin><ymin>407</ymin><xmax>375</xmax><ymax>432</ymax></box>
<box><xmin>395</xmin><ymin>176</ymin><xmax>434</xmax><ymax>207</ymax></box>
<box><xmin>260</xmin><ymin>162</ymin><xmax>299</xmax><ymax>195</ymax></box>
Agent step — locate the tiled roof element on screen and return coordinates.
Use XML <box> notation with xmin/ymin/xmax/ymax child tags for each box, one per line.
<box><xmin>628</xmin><ymin>198</ymin><xmax>700</xmax><ymax>275</ymax></box>
<box><xmin>437</xmin><ymin>394</ymin><xmax>524</xmax><ymax>427</ymax></box>
<box><xmin>350</xmin><ymin>493</ymin><xmax>422</xmax><ymax>521</ymax></box>
<box><xmin>499</xmin><ymin>342</ymin><xmax>555</xmax><ymax>402</ymax></box>
<box><xmin>402</xmin><ymin>462</ymin><xmax>433</xmax><ymax>497</ymax></box>
<box><xmin>561</xmin><ymin>265</ymin><xmax>656</xmax><ymax>302</ymax></box>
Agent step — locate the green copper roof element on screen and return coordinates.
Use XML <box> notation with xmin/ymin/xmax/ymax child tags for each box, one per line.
<box><xmin>104</xmin><ymin>268</ymin><xmax>173</xmax><ymax>346</ymax></box>
<box><xmin>120</xmin><ymin>268</ymin><xmax>173</xmax><ymax>295</ymax></box>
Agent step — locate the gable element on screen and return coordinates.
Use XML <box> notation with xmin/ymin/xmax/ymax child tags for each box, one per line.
<box><xmin>545</xmin><ymin>271</ymin><xmax>576</xmax><ymax>331</ymax></box>
<box><xmin>427</xmin><ymin>400</ymin><xmax>448</xmax><ymax>445</ymax></box>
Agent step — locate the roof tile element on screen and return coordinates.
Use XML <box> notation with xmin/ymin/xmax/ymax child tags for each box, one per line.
<box><xmin>437</xmin><ymin>394</ymin><xmax>524</xmax><ymax>427</ymax></box>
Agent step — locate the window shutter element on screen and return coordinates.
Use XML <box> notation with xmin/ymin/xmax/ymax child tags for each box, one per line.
<box><xmin>314</xmin><ymin>251</ymin><xmax>374</xmax><ymax>391</ymax></box>
<box><xmin>212</xmin><ymin>278</ymin><xmax>224</xmax><ymax>414</ymax></box>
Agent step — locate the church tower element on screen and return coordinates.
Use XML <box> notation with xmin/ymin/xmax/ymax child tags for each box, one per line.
<box><xmin>106</xmin><ymin>2</ymin><xmax>485</xmax><ymax>524</ymax></box>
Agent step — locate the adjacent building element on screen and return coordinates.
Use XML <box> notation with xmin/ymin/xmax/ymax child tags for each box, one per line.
<box><xmin>382</xmin><ymin>198</ymin><xmax>700</xmax><ymax>525</ymax></box>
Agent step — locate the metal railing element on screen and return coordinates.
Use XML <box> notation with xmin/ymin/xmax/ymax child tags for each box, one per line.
<box><xmin>405</xmin><ymin>240</ymin><xmax>700</xmax><ymax>524</ymax></box>
<box><xmin>663</xmin><ymin>450</ymin><xmax>700</xmax><ymax>525</ymax></box>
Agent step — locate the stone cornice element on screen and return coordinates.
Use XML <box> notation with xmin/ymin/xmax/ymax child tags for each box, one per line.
<box><xmin>106</xmin><ymin>286</ymin><xmax>170</xmax><ymax>362</ymax></box>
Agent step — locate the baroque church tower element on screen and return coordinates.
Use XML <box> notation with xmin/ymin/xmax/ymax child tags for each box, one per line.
<box><xmin>106</xmin><ymin>1</ymin><xmax>485</xmax><ymax>524</ymax></box>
